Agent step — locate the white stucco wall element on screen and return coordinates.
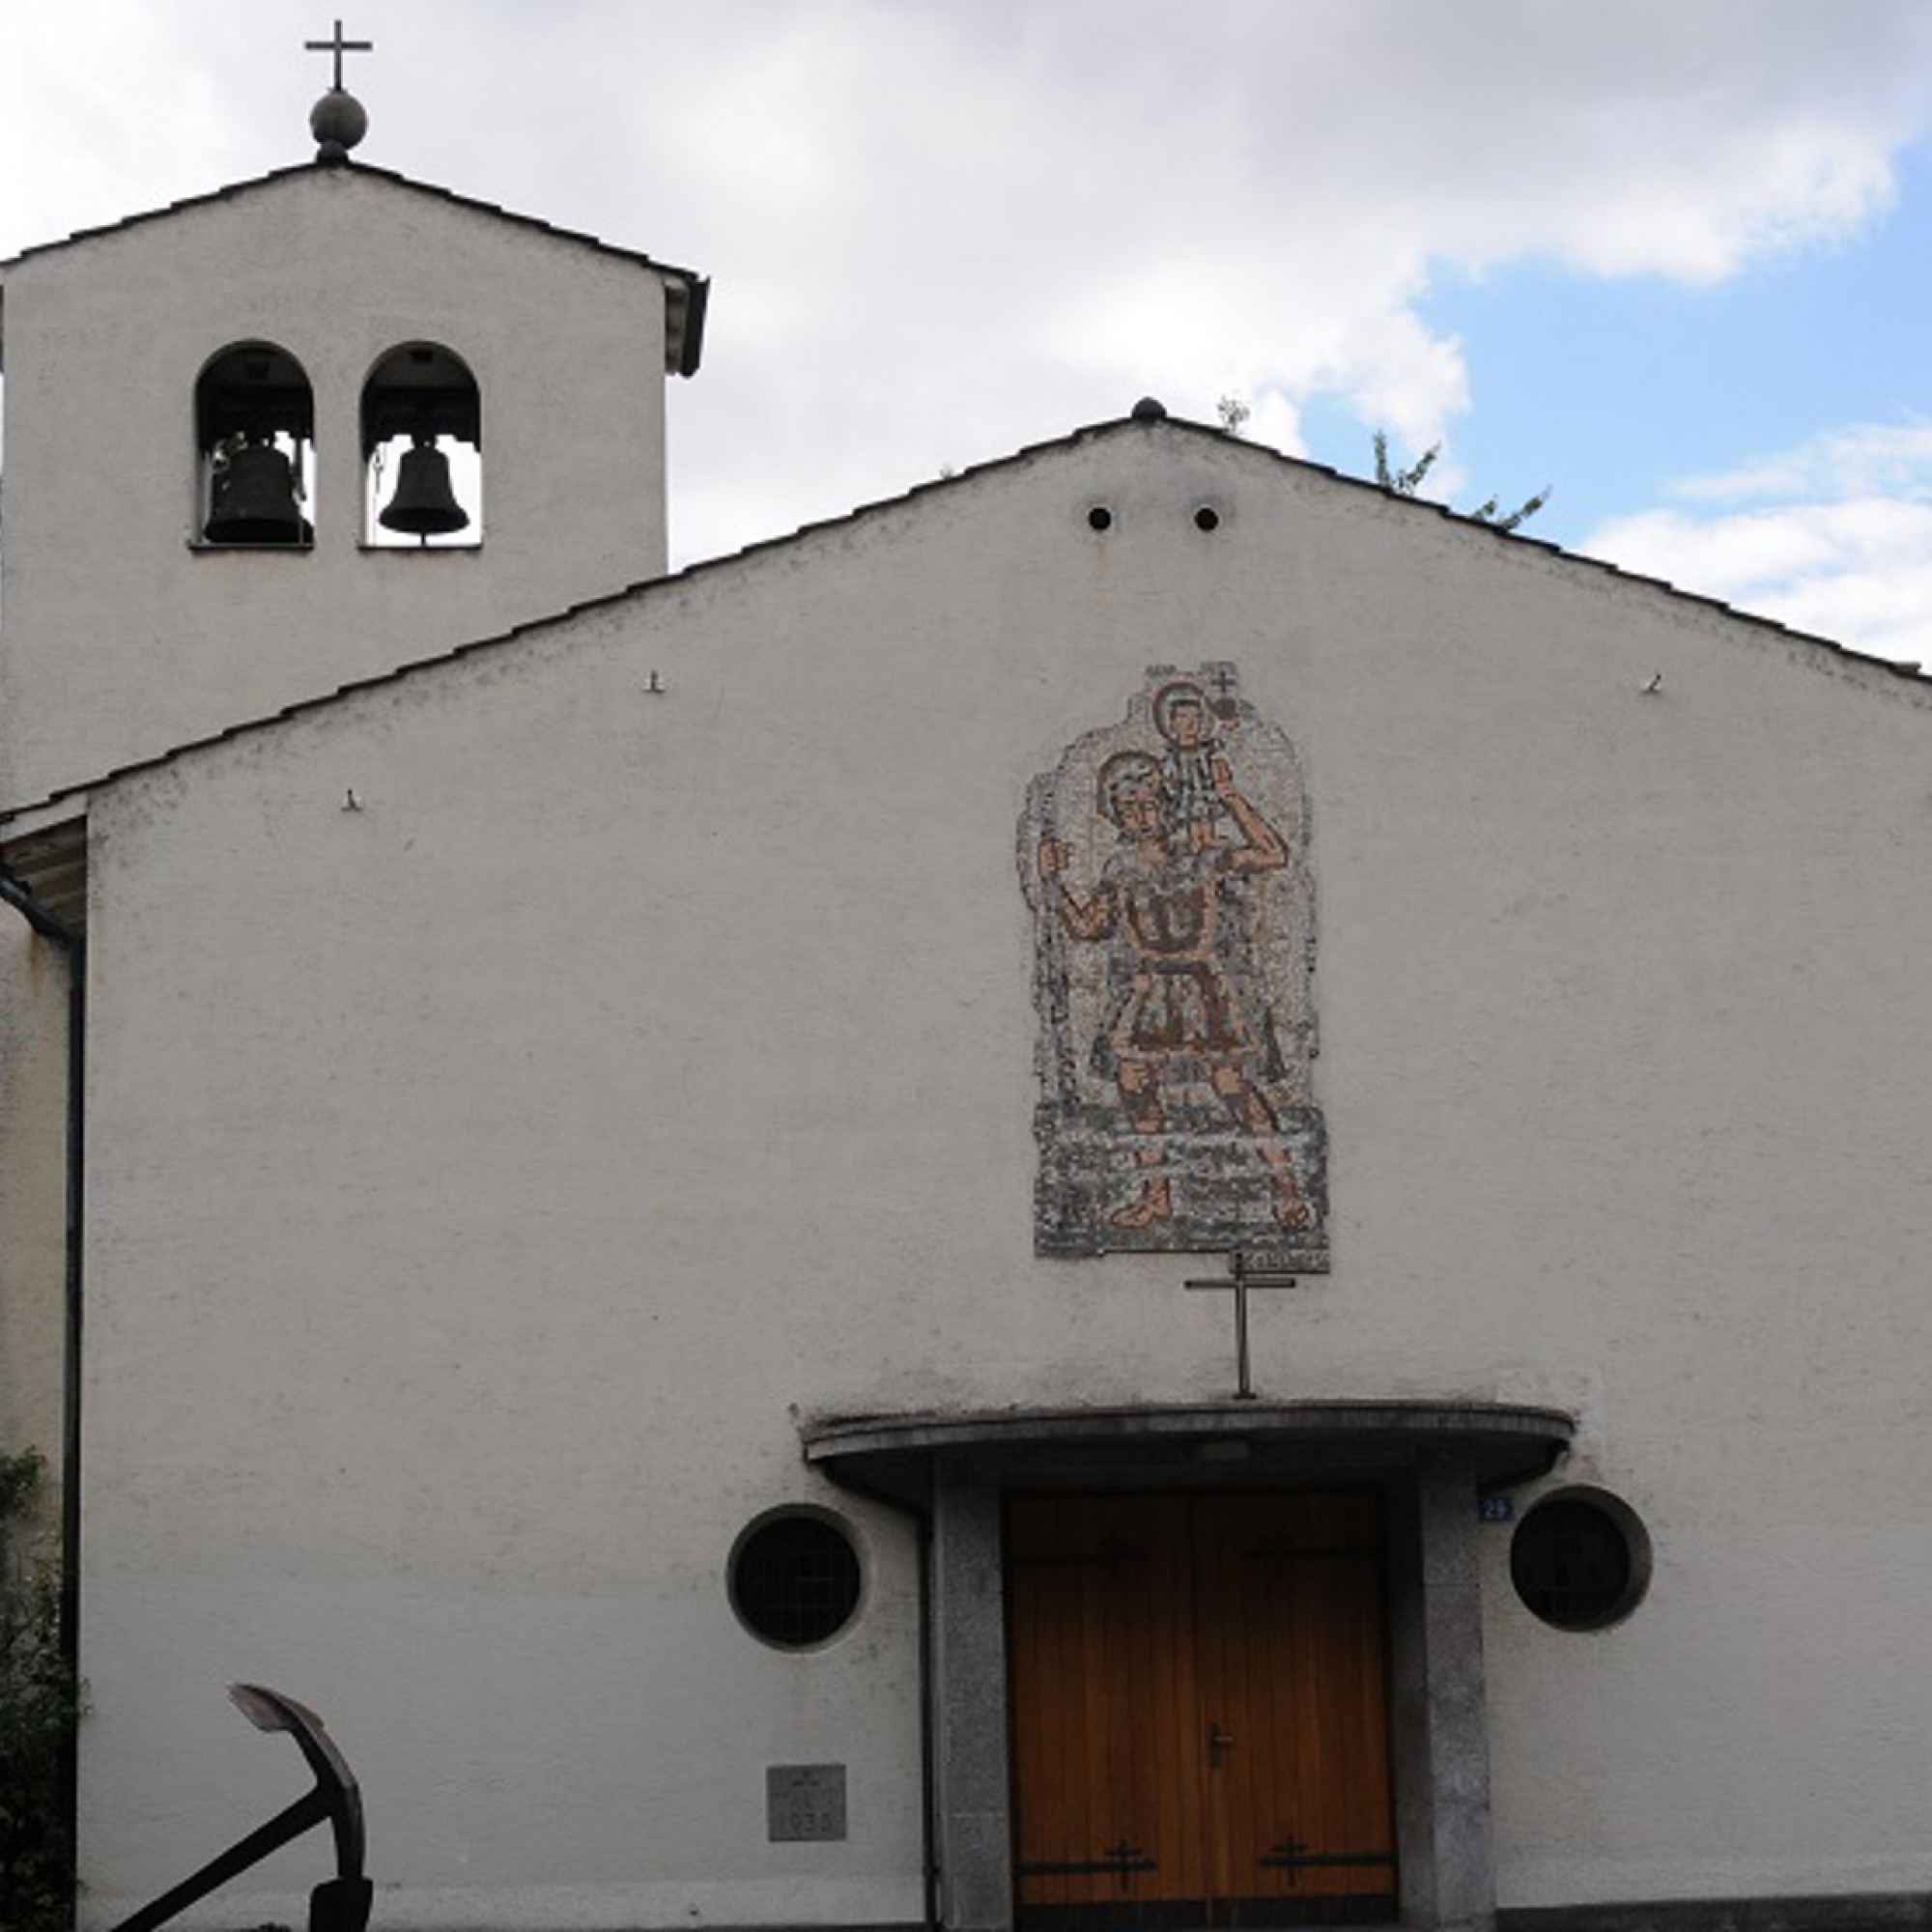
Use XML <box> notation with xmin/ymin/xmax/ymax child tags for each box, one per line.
<box><xmin>64</xmin><ymin>423</ymin><xmax>1932</xmax><ymax>1925</ymax></box>
<box><xmin>0</xmin><ymin>924</ymin><xmax>70</xmax><ymax>1521</ymax></box>
<box><xmin>0</xmin><ymin>164</ymin><xmax>676</xmax><ymax>812</ymax></box>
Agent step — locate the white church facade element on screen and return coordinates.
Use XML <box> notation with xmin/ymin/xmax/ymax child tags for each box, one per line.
<box><xmin>7</xmin><ymin>86</ymin><xmax>1932</xmax><ymax>1932</ymax></box>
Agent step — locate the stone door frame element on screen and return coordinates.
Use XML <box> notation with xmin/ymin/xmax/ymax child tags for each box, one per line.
<box><xmin>804</xmin><ymin>1402</ymin><xmax>1572</xmax><ymax>1932</ymax></box>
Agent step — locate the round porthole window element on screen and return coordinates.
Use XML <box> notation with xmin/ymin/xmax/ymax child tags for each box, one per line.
<box><xmin>729</xmin><ymin>1510</ymin><xmax>863</xmax><ymax>1650</ymax></box>
<box><xmin>1510</xmin><ymin>1487</ymin><xmax>1652</xmax><ymax>1632</ymax></box>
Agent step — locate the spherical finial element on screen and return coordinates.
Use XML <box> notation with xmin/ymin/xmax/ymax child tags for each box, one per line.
<box><xmin>1131</xmin><ymin>396</ymin><xmax>1168</xmax><ymax>422</ymax></box>
<box><xmin>304</xmin><ymin>22</ymin><xmax>374</xmax><ymax>162</ymax></box>
<box><xmin>311</xmin><ymin>88</ymin><xmax>369</xmax><ymax>165</ymax></box>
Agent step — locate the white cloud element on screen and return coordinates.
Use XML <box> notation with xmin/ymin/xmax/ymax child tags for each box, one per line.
<box><xmin>4</xmin><ymin>2</ymin><xmax>1932</xmax><ymax>563</ymax></box>
<box><xmin>1586</xmin><ymin>429</ymin><xmax>1932</xmax><ymax>665</ymax></box>
<box><xmin>1670</xmin><ymin>424</ymin><xmax>1932</xmax><ymax>505</ymax></box>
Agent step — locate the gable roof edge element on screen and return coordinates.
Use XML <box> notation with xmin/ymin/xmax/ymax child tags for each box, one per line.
<box><xmin>3</xmin><ymin>413</ymin><xmax>1925</xmax><ymax>827</ymax></box>
<box><xmin>0</xmin><ymin>160</ymin><xmax>710</xmax><ymax>377</ymax></box>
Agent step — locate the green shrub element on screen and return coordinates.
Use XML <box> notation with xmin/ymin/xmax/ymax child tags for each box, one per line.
<box><xmin>0</xmin><ymin>1448</ymin><xmax>79</xmax><ymax>1932</ymax></box>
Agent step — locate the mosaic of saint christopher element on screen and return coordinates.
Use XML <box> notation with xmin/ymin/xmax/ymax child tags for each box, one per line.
<box><xmin>1020</xmin><ymin>666</ymin><xmax>1327</xmax><ymax>1264</ymax></box>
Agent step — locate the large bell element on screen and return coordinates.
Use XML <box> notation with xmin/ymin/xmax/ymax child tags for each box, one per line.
<box><xmin>380</xmin><ymin>438</ymin><xmax>469</xmax><ymax>536</ymax></box>
<box><xmin>205</xmin><ymin>440</ymin><xmax>304</xmax><ymax>545</ymax></box>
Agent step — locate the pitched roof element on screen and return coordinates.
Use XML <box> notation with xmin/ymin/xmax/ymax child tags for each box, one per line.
<box><xmin>4</xmin><ymin>411</ymin><xmax>1927</xmax><ymax>844</ymax></box>
<box><xmin>0</xmin><ymin>159</ymin><xmax>710</xmax><ymax>378</ymax></box>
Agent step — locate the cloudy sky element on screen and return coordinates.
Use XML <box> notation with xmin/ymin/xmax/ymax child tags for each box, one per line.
<box><xmin>4</xmin><ymin>2</ymin><xmax>1932</xmax><ymax>661</ymax></box>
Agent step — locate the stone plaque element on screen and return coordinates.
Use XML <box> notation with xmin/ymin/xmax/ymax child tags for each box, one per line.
<box><xmin>767</xmin><ymin>1763</ymin><xmax>847</xmax><ymax>1842</ymax></box>
<box><xmin>1021</xmin><ymin>664</ymin><xmax>1327</xmax><ymax>1264</ymax></box>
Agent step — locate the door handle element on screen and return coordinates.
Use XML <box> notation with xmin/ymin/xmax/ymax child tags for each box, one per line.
<box><xmin>1208</xmin><ymin>1722</ymin><xmax>1236</xmax><ymax>1767</ymax></box>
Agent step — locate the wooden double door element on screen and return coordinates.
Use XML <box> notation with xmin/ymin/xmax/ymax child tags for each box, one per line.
<box><xmin>1007</xmin><ymin>1490</ymin><xmax>1396</xmax><ymax>1929</ymax></box>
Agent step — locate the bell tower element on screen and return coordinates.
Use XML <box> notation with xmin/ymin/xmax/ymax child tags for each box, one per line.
<box><xmin>0</xmin><ymin>33</ymin><xmax>708</xmax><ymax>810</ymax></box>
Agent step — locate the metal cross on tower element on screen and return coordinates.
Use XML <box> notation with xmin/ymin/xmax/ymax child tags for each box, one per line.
<box><xmin>305</xmin><ymin>18</ymin><xmax>374</xmax><ymax>92</ymax></box>
<box><xmin>1184</xmin><ymin>1251</ymin><xmax>1301</xmax><ymax>1401</ymax></box>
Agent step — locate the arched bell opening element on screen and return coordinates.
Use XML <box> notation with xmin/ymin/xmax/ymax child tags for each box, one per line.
<box><xmin>196</xmin><ymin>343</ymin><xmax>315</xmax><ymax>547</ymax></box>
<box><xmin>361</xmin><ymin>342</ymin><xmax>481</xmax><ymax>548</ymax></box>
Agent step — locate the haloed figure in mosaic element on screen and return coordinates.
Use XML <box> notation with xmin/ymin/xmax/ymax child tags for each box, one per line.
<box><xmin>1151</xmin><ymin>678</ymin><xmax>1225</xmax><ymax>844</ymax></box>
<box><xmin>1037</xmin><ymin>742</ymin><xmax>1314</xmax><ymax>1233</ymax></box>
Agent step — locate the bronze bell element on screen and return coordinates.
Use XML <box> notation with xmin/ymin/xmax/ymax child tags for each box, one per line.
<box><xmin>380</xmin><ymin>437</ymin><xmax>469</xmax><ymax>536</ymax></box>
<box><xmin>205</xmin><ymin>440</ymin><xmax>304</xmax><ymax>545</ymax></box>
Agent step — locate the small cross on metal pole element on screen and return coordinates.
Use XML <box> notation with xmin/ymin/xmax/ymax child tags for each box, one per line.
<box><xmin>305</xmin><ymin>19</ymin><xmax>374</xmax><ymax>92</ymax></box>
<box><xmin>1184</xmin><ymin>1252</ymin><xmax>1300</xmax><ymax>1401</ymax></box>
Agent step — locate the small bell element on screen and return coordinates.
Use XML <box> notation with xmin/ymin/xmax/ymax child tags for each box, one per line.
<box><xmin>206</xmin><ymin>439</ymin><xmax>304</xmax><ymax>545</ymax></box>
<box><xmin>379</xmin><ymin>437</ymin><xmax>469</xmax><ymax>537</ymax></box>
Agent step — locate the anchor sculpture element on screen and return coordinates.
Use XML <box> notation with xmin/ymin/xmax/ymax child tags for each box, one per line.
<box><xmin>108</xmin><ymin>1683</ymin><xmax>372</xmax><ymax>1932</ymax></box>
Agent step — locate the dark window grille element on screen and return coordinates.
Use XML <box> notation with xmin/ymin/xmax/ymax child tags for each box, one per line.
<box><xmin>731</xmin><ymin>1516</ymin><xmax>862</xmax><ymax>1649</ymax></box>
<box><xmin>1510</xmin><ymin>1492</ymin><xmax>1649</xmax><ymax>1632</ymax></box>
